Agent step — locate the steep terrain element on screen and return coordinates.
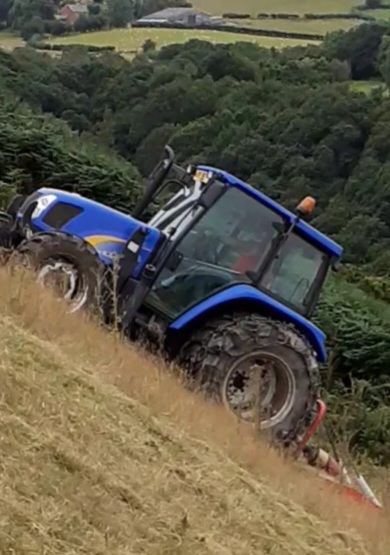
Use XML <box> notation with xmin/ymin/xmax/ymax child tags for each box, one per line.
<box><xmin>0</xmin><ymin>266</ymin><xmax>388</xmax><ymax>554</ymax></box>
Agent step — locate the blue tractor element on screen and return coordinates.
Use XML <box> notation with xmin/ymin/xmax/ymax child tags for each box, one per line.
<box><xmin>0</xmin><ymin>146</ymin><xmax>343</xmax><ymax>446</ymax></box>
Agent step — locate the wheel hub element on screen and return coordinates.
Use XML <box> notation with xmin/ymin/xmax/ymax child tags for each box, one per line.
<box><xmin>222</xmin><ymin>352</ymin><xmax>295</xmax><ymax>429</ymax></box>
<box><xmin>37</xmin><ymin>259</ymin><xmax>88</xmax><ymax>313</ymax></box>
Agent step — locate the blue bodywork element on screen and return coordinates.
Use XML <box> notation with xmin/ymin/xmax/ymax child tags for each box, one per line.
<box><xmin>22</xmin><ymin>187</ymin><xmax>161</xmax><ymax>275</ymax></box>
<box><xmin>21</xmin><ymin>168</ymin><xmax>343</xmax><ymax>363</ymax></box>
<box><xmin>169</xmin><ymin>284</ymin><xmax>327</xmax><ymax>362</ymax></box>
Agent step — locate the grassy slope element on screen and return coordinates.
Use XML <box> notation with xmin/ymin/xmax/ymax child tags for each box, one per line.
<box><xmin>0</xmin><ymin>266</ymin><xmax>389</xmax><ymax>554</ymax></box>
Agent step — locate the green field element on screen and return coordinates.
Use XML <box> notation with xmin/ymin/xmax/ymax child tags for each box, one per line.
<box><xmin>193</xmin><ymin>0</ymin><xmax>362</xmax><ymax>16</ymax></box>
<box><xmin>0</xmin><ymin>31</ymin><xmax>23</xmax><ymax>50</ymax></box>
<box><xmin>349</xmin><ymin>80</ymin><xmax>389</xmax><ymax>95</ymax></box>
<box><xmin>226</xmin><ymin>17</ymin><xmax>362</xmax><ymax>35</ymax></box>
<box><xmin>50</xmin><ymin>27</ymin><xmax>320</xmax><ymax>53</ymax></box>
<box><xmin>364</xmin><ymin>8</ymin><xmax>390</xmax><ymax>19</ymax></box>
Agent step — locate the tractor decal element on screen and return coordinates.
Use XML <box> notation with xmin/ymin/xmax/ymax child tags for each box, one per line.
<box><xmin>85</xmin><ymin>235</ymin><xmax>126</xmax><ymax>248</ymax></box>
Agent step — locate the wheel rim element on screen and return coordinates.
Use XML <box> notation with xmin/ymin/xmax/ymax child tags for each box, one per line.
<box><xmin>221</xmin><ymin>351</ymin><xmax>296</xmax><ymax>429</ymax></box>
<box><xmin>37</xmin><ymin>259</ymin><xmax>88</xmax><ymax>313</ymax></box>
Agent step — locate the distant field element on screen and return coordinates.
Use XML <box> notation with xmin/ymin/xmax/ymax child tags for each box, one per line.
<box><xmin>193</xmin><ymin>0</ymin><xmax>362</xmax><ymax>16</ymax></box>
<box><xmin>49</xmin><ymin>28</ymin><xmax>320</xmax><ymax>53</ymax></box>
<box><xmin>349</xmin><ymin>80</ymin><xmax>388</xmax><ymax>95</ymax></box>
<box><xmin>227</xmin><ymin>17</ymin><xmax>362</xmax><ymax>35</ymax></box>
<box><xmin>0</xmin><ymin>32</ymin><xmax>23</xmax><ymax>51</ymax></box>
<box><xmin>364</xmin><ymin>8</ymin><xmax>390</xmax><ymax>19</ymax></box>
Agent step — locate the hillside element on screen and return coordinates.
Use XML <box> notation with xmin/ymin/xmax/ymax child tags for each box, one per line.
<box><xmin>0</xmin><ymin>265</ymin><xmax>389</xmax><ymax>554</ymax></box>
<box><xmin>2</xmin><ymin>31</ymin><xmax>390</xmax><ymax>464</ymax></box>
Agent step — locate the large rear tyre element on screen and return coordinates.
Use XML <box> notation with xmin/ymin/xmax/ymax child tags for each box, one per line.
<box><xmin>14</xmin><ymin>232</ymin><xmax>104</xmax><ymax>313</ymax></box>
<box><xmin>178</xmin><ymin>314</ymin><xmax>320</xmax><ymax>444</ymax></box>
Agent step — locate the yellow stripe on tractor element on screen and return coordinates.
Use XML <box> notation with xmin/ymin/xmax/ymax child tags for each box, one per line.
<box><xmin>85</xmin><ymin>235</ymin><xmax>126</xmax><ymax>247</ymax></box>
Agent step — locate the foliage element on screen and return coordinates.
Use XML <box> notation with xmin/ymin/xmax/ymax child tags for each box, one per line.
<box><xmin>365</xmin><ymin>0</ymin><xmax>382</xmax><ymax>7</ymax></box>
<box><xmin>106</xmin><ymin>0</ymin><xmax>133</xmax><ymax>28</ymax></box>
<box><xmin>324</xmin><ymin>22</ymin><xmax>387</xmax><ymax>79</ymax></box>
<box><xmin>0</xmin><ymin>97</ymin><xmax>142</xmax><ymax>210</ymax></box>
<box><xmin>1</xmin><ymin>25</ymin><xmax>390</xmax><ymax>462</ymax></box>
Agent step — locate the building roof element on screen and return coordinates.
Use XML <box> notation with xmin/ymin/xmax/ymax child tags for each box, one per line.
<box><xmin>139</xmin><ymin>7</ymin><xmax>210</xmax><ymax>20</ymax></box>
<box><xmin>65</xmin><ymin>3</ymin><xmax>89</xmax><ymax>13</ymax></box>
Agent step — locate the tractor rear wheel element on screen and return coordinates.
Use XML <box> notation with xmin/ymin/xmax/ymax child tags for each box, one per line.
<box><xmin>179</xmin><ymin>314</ymin><xmax>320</xmax><ymax>444</ymax></box>
<box><xmin>14</xmin><ymin>232</ymin><xmax>104</xmax><ymax>313</ymax></box>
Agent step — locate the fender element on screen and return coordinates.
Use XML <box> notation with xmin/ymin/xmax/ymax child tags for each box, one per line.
<box><xmin>169</xmin><ymin>284</ymin><xmax>327</xmax><ymax>362</ymax></box>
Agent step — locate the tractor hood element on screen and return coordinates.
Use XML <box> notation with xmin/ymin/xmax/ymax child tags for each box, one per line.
<box><xmin>16</xmin><ymin>187</ymin><xmax>162</xmax><ymax>270</ymax></box>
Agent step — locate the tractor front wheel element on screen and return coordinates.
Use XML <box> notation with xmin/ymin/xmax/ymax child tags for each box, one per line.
<box><xmin>179</xmin><ymin>314</ymin><xmax>320</xmax><ymax>444</ymax></box>
<box><xmin>14</xmin><ymin>232</ymin><xmax>104</xmax><ymax>314</ymax></box>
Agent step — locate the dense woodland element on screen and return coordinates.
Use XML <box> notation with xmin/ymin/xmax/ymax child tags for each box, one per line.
<box><xmin>2</xmin><ymin>22</ymin><xmax>390</xmax><ymax>463</ymax></box>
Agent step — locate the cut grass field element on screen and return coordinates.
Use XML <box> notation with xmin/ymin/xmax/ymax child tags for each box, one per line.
<box><xmin>226</xmin><ymin>17</ymin><xmax>362</xmax><ymax>35</ymax></box>
<box><xmin>364</xmin><ymin>8</ymin><xmax>390</xmax><ymax>20</ymax></box>
<box><xmin>0</xmin><ymin>265</ymin><xmax>389</xmax><ymax>554</ymax></box>
<box><xmin>49</xmin><ymin>27</ymin><xmax>320</xmax><ymax>52</ymax></box>
<box><xmin>0</xmin><ymin>31</ymin><xmax>23</xmax><ymax>50</ymax></box>
<box><xmin>193</xmin><ymin>0</ymin><xmax>362</xmax><ymax>16</ymax></box>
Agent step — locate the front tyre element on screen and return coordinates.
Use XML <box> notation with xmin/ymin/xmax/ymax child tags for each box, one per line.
<box><xmin>179</xmin><ymin>314</ymin><xmax>320</xmax><ymax>444</ymax></box>
<box><xmin>15</xmin><ymin>232</ymin><xmax>104</xmax><ymax>314</ymax></box>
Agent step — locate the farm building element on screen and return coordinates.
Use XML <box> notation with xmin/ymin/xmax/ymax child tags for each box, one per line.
<box><xmin>60</xmin><ymin>3</ymin><xmax>89</xmax><ymax>26</ymax></box>
<box><xmin>136</xmin><ymin>7</ymin><xmax>223</xmax><ymax>27</ymax></box>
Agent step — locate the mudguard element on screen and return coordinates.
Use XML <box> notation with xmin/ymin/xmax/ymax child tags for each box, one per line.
<box><xmin>169</xmin><ymin>283</ymin><xmax>327</xmax><ymax>362</ymax></box>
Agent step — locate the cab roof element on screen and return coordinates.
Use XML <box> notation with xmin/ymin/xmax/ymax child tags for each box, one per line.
<box><xmin>198</xmin><ymin>165</ymin><xmax>343</xmax><ymax>260</ymax></box>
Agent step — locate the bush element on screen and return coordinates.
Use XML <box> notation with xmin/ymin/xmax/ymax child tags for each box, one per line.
<box><xmin>45</xmin><ymin>19</ymin><xmax>67</xmax><ymax>36</ymax></box>
<box><xmin>0</xmin><ymin>100</ymin><xmax>141</xmax><ymax>210</ymax></box>
<box><xmin>20</xmin><ymin>17</ymin><xmax>45</xmax><ymax>41</ymax></box>
<box><xmin>304</xmin><ymin>12</ymin><xmax>374</xmax><ymax>21</ymax></box>
<box><xmin>256</xmin><ymin>12</ymin><xmax>300</xmax><ymax>19</ymax></box>
<box><xmin>222</xmin><ymin>13</ymin><xmax>251</xmax><ymax>19</ymax></box>
<box><xmin>142</xmin><ymin>39</ymin><xmax>156</xmax><ymax>52</ymax></box>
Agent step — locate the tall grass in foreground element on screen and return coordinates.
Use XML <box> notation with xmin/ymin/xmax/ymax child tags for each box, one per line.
<box><xmin>0</xmin><ymin>265</ymin><xmax>388</xmax><ymax>554</ymax></box>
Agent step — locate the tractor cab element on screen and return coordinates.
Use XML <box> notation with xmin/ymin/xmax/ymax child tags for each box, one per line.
<box><xmin>120</xmin><ymin>147</ymin><xmax>342</xmax><ymax>333</ymax></box>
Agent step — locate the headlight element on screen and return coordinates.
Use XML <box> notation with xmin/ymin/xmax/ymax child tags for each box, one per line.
<box><xmin>31</xmin><ymin>194</ymin><xmax>57</xmax><ymax>219</ymax></box>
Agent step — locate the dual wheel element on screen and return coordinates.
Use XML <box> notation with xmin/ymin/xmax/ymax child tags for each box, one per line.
<box><xmin>12</xmin><ymin>231</ymin><xmax>320</xmax><ymax>442</ymax></box>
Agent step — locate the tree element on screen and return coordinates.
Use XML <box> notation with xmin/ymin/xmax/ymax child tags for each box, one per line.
<box><xmin>88</xmin><ymin>3</ymin><xmax>101</xmax><ymax>15</ymax></box>
<box><xmin>0</xmin><ymin>99</ymin><xmax>141</xmax><ymax>208</ymax></box>
<box><xmin>324</xmin><ymin>23</ymin><xmax>387</xmax><ymax>79</ymax></box>
<box><xmin>142</xmin><ymin>39</ymin><xmax>156</xmax><ymax>53</ymax></box>
<box><xmin>9</xmin><ymin>0</ymin><xmax>56</xmax><ymax>29</ymax></box>
<box><xmin>20</xmin><ymin>16</ymin><xmax>44</xmax><ymax>40</ymax></box>
<box><xmin>0</xmin><ymin>0</ymin><xmax>11</xmax><ymax>25</ymax></box>
<box><xmin>106</xmin><ymin>0</ymin><xmax>133</xmax><ymax>27</ymax></box>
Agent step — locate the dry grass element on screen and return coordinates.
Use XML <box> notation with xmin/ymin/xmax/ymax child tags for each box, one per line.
<box><xmin>0</xmin><ymin>265</ymin><xmax>389</xmax><ymax>554</ymax></box>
